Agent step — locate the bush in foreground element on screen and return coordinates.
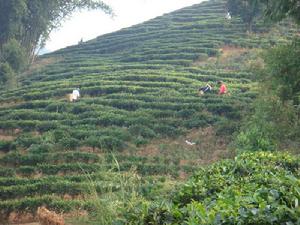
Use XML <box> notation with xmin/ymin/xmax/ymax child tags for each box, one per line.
<box><xmin>124</xmin><ymin>152</ymin><xmax>300</xmax><ymax>224</ymax></box>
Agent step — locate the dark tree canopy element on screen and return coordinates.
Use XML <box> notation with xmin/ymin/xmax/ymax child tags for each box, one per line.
<box><xmin>227</xmin><ymin>0</ymin><xmax>300</xmax><ymax>26</ymax></box>
<box><xmin>0</xmin><ymin>0</ymin><xmax>112</xmax><ymax>59</ymax></box>
<box><xmin>0</xmin><ymin>0</ymin><xmax>112</xmax><ymax>88</ymax></box>
<box><xmin>262</xmin><ymin>0</ymin><xmax>300</xmax><ymax>23</ymax></box>
<box><xmin>226</xmin><ymin>0</ymin><xmax>263</xmax><ymax>32</ymax></box>
<box><xmin>264</xmin><ymin>39</ymin><xmax>300</xmax><ymax>105</ymax></box>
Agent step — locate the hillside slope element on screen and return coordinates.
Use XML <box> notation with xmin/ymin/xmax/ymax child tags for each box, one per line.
<box><xmin>0</xmin><ymin>0</ymin><xmax>298</xmax><ymax>221</ymax></box>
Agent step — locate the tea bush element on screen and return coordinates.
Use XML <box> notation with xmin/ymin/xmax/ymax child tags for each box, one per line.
<box><xmin>126</xmin><ymin>152</ymin><xmax>300</xmax><ymax>224</ymax></box>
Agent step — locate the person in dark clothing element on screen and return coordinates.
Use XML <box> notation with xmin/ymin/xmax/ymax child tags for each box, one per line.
<box><xmin>198</xmin><ymin>83</ymin><xmax>212</xmax><ymax>95</ymax></box>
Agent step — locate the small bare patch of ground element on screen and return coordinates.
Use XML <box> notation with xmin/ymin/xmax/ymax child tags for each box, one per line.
<box><xmin>137</xmin><ymin>126</ymin><xmax>233</xmax><ymax>167</ymax></box>
<box><xmin>219</xmin><ymin>45</ymin><xmax>248</xmax><ymax>61</ymax></box>
<box><xmin>79</xmin><ymin>146</ymin><xmax>102</xmax><ymax>153</ymax></box>
<box><xmin>37</xmin><ymin>207</ymin><xmax>65</xmax><ymax>225</ymax></box>
<box><xmin>8</xmin><ymin>212</ymin><xmax>36</xmax><ymax>225</ymax></box>
<box><xmin>31</xmin><ymin>131</ymin><xmax>41</xmax><ymax>137</ymax></box>
<box><xmin>186</xmin><ymin>126</ymin><xmax>231</xmax><ymax>164</ymax></box>
<box><xmin>62</xmin><ymin>194</ymin><xmax>84</xmax><ymax>201</ymax></box>
<box><xmin>179</xmin><ymin>171</ymin><xmax>188</xmax><ymax>179</ymax></box>
<box><xmin>22</xmin><ymin>57</ymin><xmax>62</xmax><ymax>78</ymax></box>
<box><xmin>192</xmin><ymin>45</ymin><xmax>251</xmax><ymax>70</ymax></box>
<box><xmin>0</xmin><ymin>129</ymin><xmax>22</xmax><ymax>135</ymax></box>
<box><xmin>0</xmin><ymin>101</ymin><xmax>24</xmax><ymax>109</ymax></box>
<box><xmin>6</xmin><ymin>210</ymin><xmax>88</xmax><ymax>225</ymax></box>
<box><xmin>32</xmin><ymin>172</ymin><xmax>43</xmax><ymax>179</ymax></box>
<box><xmin>0</xmin><ymin>134</ymin><xmax>15</xmax><ymax>141</ymax></box>
<box><xmin>192</xmin><ymin>55</ymin><xmax>218</xmax><ymax>67</ymax></box>
<box><xmin>137</xmin><ymin>144</ymin><xmax>160</xmax><ymax>157</ymax></box>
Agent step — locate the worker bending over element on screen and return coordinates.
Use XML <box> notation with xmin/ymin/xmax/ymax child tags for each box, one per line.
<box><xmin>68</xmin><ymin>88</ymin><xmax>80</xmax><ymax>102</ymax></box>
<box><xmin>218</xmin><ymin>81</ymin><xmax>227</xmax><ymax>95</ymax></box>
<box><xmin>198</xmin><ymin>83</ymin><xmax>212</xmax><ymax>95</ymax></box>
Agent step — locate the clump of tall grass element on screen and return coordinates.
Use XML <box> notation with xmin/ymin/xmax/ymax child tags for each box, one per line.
<box><xmin>69</xmin><ymin>154</ymin><xmax>144</xmax><ymax>225</ymax></box>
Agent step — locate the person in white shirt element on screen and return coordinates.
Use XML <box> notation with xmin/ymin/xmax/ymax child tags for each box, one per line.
<box><xmin>72</xmin><ymin>89</ymin><xmax>80</xmax><ymax>101</ymax></box>
<box><xmin>67</xmin><ymin>89</ymin><xmax>80</xmax><ymax>102</ymax></box>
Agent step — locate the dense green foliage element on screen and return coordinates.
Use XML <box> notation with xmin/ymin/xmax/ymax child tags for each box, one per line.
<box><xmin>235</xmin><ymin>38</ymin><xmax>300</xmax><ymax>152</ymax></box>
<box><xmin>262</xmin><ymin>0</ymin><xmax>300</xmax><ymax>24</ymax></box>
<box><xmin>0</xmin><ymin>62</ymin><xmax>14</xmax><ymax>85</ymax></box>
<box><xmin>125</xmin><ymin>152</ymin><xmax>300</xmax><ymax>224</ymax></box>
<box><xmin>227</xmin><ymin>0</ymin><xmax>300</xmax><ymax>27</ymax></box>
<box><xmin>0</xmin><ymin>39</ymin><xmax>26</xmax><ymax>88</ymax></box>
<box><xmin>226</xmin><ymin>0</ymin><xmax>300</xmax><ymax>152</ymax></box>
<box><xmin>263</xmin><ymin>38</ymin><xmax>300</xmax><ymax>105</ymax></box>
<box><xmin>1</xmin><ymin>39</ymin><xmax>27</xmax><ymax>72</ymax></box>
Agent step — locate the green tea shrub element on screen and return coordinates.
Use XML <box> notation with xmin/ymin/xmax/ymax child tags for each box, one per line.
<box><xmin>215</xmin><ymin>118</ymin><xmax>240</xmax><ymax>136</ymax></box>
<box><xmin>235</xmin><ymin>96</ymin><xmax>298</xmax><ymax>152</ymax></box>
<box><xmin>36</xmin><ymin>121</ymin><xmax>58</xmax><ymax>132</ymax></box>
<box><xmin>133</xmin><ymin>136</ymin><xmax>149</xmax><ymax>147</ymax></box>
<box><xmin>84</xmin><ymin>136</ymin><xmax>101</xmax><ymax>150</ymax></box>
<box><xmin>27</xmin><ymin>143</ymin><xmax>54</xmax><ymax>154</ymax></box>
<box><xmin>236</xmin><ymin>128</ymin><xmax>277</xmax><ymax>152</ymax></box>
<box><xmin>17</xmin><ymin>120</ymin><xmax>38</xmax><ymax>131</ymax></box>
<box><xmin>45</xmin><ymin>102</ymin><xmax>70</xmax><ymax>112</ymax></box>
<box><xmin>129</xmin><ymin>125</ymin><xmax>157</xmax><ymax>139</ymax></box>
<box><xmin>176</xmin><ymin>109</ymin><xmax>197</xmax><ymax>119</ymax></box>
<box><xmin>126</xmin><ymin>152</ymin><xmax>300</xmax><ymax>224</ymax></box>
<box><xmin>0</xmin><ymin>140</ymin><xmax>16</xmax><ymax>152</ymax></box>
<box><xmin>0</xmin><ymin>167</ymin><xmax>15</xmax><ymax>177</ymax></box>
<box><xmin>52</xmin><ymin>129</ymin><xmax>69</xmax><ymax>142</ymax></box>
<box><xmin>58</xmin><ymin>137</ymin><xmax>79</xmax><ymax>150</ymax></box>
<box><xmin>153</xmin><ymin>124</ymin><xmax>179</xmax><ymax>137</ymax></box>
<box><xmin>17</xmin><ymin>166</ymin><xmax>35</xmax><ymax>177</ymax></box>
<box><xmin>15</xmin><ymin>134</ymin><xmax>42</xmax><ymax>148</ymax></box>
<box><xmin>183</xmin><ymin>112</ymin><xmax>217</xmax><ymax>129</ymax></box>
<box><xmin>99</xmin><ymin>136</ymin><xmax>124</xmax><ymax>151</ymax></box>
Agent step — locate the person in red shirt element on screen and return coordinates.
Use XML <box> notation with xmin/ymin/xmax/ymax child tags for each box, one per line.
<box><xmin>218</xmin><ymin>81</ymin><xmax>227</xmax><ymax>95</ymax></box>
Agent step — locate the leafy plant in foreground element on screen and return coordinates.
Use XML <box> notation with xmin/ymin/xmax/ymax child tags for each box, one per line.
<box><xmin>125</xmin><ymin>152</ymin><xmax>300</xmax><ymax>224</ymax></box>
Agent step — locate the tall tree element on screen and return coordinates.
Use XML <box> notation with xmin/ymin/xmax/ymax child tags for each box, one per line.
<box><xmin>232</xmin><ymin>0</ymin><xmax>300</xmax><ymax>151</ymax></box>
<box><xmin>262</xmin><ymin>0</ymin><xmax>300</xmax><ymax>23</ymax></box>
<box><xmin>0</xmin><ymin>0</ymin><xmax>112</xmax><ymax>88</ymax></box>
<box><xmin>226</xmin><ymin>0</ymin><xmax>263</xmax><ymax>32</ymax></box>
<box><xmin>227</xmin><ymin>0</ymin><xmax>300</xmax><ymax>25</ymax></box>
<box><xmin>263</xmin><ymin>39</ymin><xmax>300</xmax><ymax>105</ymax></box>
<box><xmin>0</xmin><ymin>0</ymin><xmax>112</xmax><ymax>60</ymax></box>
<box><xmin>0</xmin><ymin>0</ymin><xmax>27</xmax><ymax>46</ymax></box>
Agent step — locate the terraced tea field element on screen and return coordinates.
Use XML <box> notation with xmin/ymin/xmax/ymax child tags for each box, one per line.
<box><xmin>0</xmin><ymin>0</ymin><xmax>298</xmax><ymax>222</ymax></box>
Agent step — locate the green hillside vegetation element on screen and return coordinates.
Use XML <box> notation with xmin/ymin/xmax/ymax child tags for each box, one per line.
<box><xmin>0</xmin><ymin>0</ymin><xmax>299</xmax><ymax>223</ymax></box>
<box><xmin>125</xmin><ymin>152</ymin><xmax>300</xmax><ymax>224</ymax></box>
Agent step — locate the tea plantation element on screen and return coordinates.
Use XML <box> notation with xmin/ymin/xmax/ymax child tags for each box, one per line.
<box><xmin>0</xmin><ymin>0</ymin><xmax>298</xmax><ymax>222</ymax></box>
